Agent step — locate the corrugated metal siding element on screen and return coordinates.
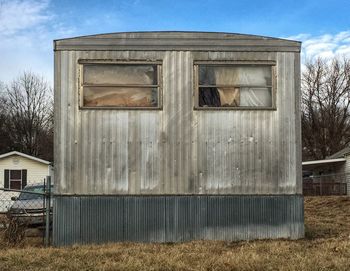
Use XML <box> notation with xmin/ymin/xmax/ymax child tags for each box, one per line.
<box><xmin>53</xmin><ymin>195</ymin><xmax>304</xmax><ymax>246</ymax></box>
<box><xmin>54</xmin><ymin>50</ymin><xmax>301</xmax><ymax>195</ymax></box>
<box><xmin>344</xmin><ymin>155</ymin><xmax>350</xmax><ymax>195</ymax></box>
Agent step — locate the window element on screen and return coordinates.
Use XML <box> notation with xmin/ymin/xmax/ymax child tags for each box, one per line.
<box><xmin>194</xmin><ymin>62</ymin><xmax>275</xmax><ymax>109</ymax></box>
<box><xmin>19</xmin><ymin>185</ymin><xmax>53</xmax><ymax>200</ymax></box>
<box><xmin>79</xmin><ymin>61</ymin><xmax>162</xmax><ymax>109</ymax></box>
<box><xmin>4</xmin><ymin>169</ymin><xmax>27</xmax><ymax>190</ymax></box>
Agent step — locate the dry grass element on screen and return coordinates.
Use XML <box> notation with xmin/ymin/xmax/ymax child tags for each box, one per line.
<box><xmin>304</xmin><ymin>196</ymin><xmax>350</xmax><ymax>239</ymax></box>
<box><xmin>0</xmin><ymin>196</ymin><xmax>350</xmax><ymax>271</ymax></box>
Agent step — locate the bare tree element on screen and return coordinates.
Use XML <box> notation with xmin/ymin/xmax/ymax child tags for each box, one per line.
<box><xmin>302</xmin><ymin>57</ymin><xmax>350</xmax><ymax>160</ymax></box>
<box><xmin>0</xmin><ymin>82</ymin><xmax>12</xmax><ymax>153</ymax></box>
<box><xmin>2</xmin><ymin>72</ymin><xmax>53</xmax><ymax>161</ymax></box>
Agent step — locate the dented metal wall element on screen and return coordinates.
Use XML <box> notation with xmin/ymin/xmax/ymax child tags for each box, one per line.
<box><xmin>54</xmin><ymin>49</ymin><xmax>301</xmax><ymax>195</ymax></box>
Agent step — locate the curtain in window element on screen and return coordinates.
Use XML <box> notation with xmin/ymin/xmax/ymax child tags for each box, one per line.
<box><xmin>199</xmin><ymin>65</ymin><xmax>272</xmax><ymax>107</ymax></box>
<box><xmin>83</xmin><ymin>64</ymin><xmax>158</xmax><ymax>107</ymax></box>
<box><xmin>236</xmin><ymin>67</ymin><xmax>272</xmax><ymax>107</ymax></box>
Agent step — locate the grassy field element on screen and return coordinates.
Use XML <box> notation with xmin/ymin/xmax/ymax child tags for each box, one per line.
<box><xmin>0</xmin><ymin>196</ymin><xmax>350</xmax><ymax>271</ymax></box>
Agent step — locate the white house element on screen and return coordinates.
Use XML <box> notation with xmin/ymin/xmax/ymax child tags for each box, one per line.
<box><xmin>0</xmin><ymin>151</ymin><xmax>51</xmax><ymax>212</ymax></box>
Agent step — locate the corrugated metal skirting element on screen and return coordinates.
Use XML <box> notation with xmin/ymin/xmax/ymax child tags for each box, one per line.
<box><xmin>53</xmin><ymin>195</ymin><xmax>304</xmax><ymax>246</ymax></box>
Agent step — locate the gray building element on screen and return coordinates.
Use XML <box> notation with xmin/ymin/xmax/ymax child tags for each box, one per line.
<box><xmin>302</xmin><ymin>147</ymin><xmax>350</xmax><ymax>196</ymax></box>
<box><xmin>53</xmin><ymin>31</ymin><xmax>303</xmax><ymax>246</ymax></box>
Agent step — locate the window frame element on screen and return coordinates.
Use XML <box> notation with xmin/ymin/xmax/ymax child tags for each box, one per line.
<box><xmin>9</xmin><ymin>169</ymin><xmax>22</xmax><ymax>190</ymax></box>
<box><xmin>193</xmin><ymin>61</ymin><xmax>277</xmax><ymax>110</ymax></box>
<box><xmin>78</xmin><ymin>59</ymin><xmax>163</xmax><ymax>110</ymax></box>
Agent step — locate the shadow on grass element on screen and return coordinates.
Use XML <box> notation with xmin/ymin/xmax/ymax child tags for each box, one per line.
<box><xmin>304</xmin><ymin>225</ymin><xmax>333</xmax><ymax>240</ymax></box>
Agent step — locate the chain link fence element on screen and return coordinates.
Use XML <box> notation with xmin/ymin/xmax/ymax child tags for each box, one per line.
<box><xmin>0</xmin><ymin>177</ymin><xmax>52</xmax><ymax>246</ymax></box>
<box><xmin>303</xmin><ymin>172</ymin><xmax>348</xmax><ymax>196</ymax></box>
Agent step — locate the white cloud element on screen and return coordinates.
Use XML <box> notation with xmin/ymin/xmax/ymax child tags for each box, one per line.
<box><xmin>0</xmin><ymin>0</ymin><xmax>74</xmax><ymax>85</ymax></box>
<box><xmin>286</xmin><ymin>31</ymin><xmax>350</xmax><ymax>62</ymax></box>
<box><xmin>0</xmin><ymin>2</ymin><xmax>349</xmax><ymax>87</ymax></box>
<box><xmin>0</xmin><ymin>0</ymin><xmax>51</xmax><ymax>35</ymax></box>
<box><xmin>334</xmin><ymin>31</ymin><xmax>350</xmax><ymax>43</ymax></box>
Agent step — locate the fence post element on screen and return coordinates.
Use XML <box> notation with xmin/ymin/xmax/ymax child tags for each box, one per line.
<box><xmin>45</xmin><ymin>176</ymin><xmax>51</xmax><ymax>247</ymax></box>
<box><xmin>42</xmin><ymin>178</ymin><xmax>46</xmax><ymax>244</ymax></box>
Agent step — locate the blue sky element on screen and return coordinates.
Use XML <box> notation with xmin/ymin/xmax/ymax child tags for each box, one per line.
<box><xmin>1</xmin><ymin>0</ymin><xmax>350</xmax><ymax>84</ymax></box>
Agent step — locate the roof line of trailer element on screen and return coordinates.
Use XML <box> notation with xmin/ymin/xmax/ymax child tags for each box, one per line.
<box><xmin>54</xmin><ymin>31</ymin><xmax>301</xmax><ymax>43</ymax></box>
<box><xmin>53</xmin><ymin>31</ymin><xmax>301</xmax><ymax>52</ymax></box>
<box><xmin>54</xmin><ymin>48</ymin><xmax>301</xmax><ymax>52</ymax></box>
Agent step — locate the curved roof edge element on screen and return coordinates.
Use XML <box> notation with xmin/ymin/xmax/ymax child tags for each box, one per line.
<box><xmin>54</xmin><ymin>31</ymin><xmax>301</xmax><ymax>52</ymax></box>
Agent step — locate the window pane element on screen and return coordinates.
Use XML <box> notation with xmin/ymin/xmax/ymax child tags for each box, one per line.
<box><xmin>10</xmin><ymin>170</ymin><xmax>21</xmax><ymax>179</ymax></box>
<box><xmin>199</xmin><ymin>65</ymin><xmax>272</xmax><ymax>86</ymax></box>
<box><xmin>217</xmin><ymin>88</ymin><xmax>240</xmax><ymax>106</ymax></box>
<box><xmin>10</xmin><ymin>180</ymin><xmax>21</xmax><ymax>190</ymax></box>
<box><xmin>83</xmin><ymin>64</ymin><xmax>158</xmax><ymax>85</ymax></box>
<box><xmin>240</xmin><ymin>87</ymin><xmax>272</xmax><ymax>107</ymax></box>
<box><xmin>20</xmin><ymin>186</ymin><xmax>44</xmax><ymax>200</ymax></box>
<box><xmin>199</xmin><ymin>87</ymin><xmax>240</xmax><ymax>107</ymax></box>
<box><xmin>199</xmin><ymin>87</ymin><xmax>221</xmax><ymax>107</ymax></box>
<box><xmin>83</xmin><ymin>87</ymin><xmax>158</xmax><ymax>107</ymax></box>
<box><xmin>199</xmin><ymin>87</ymin><xmax>272</xmax><ymax>107</ymax></box>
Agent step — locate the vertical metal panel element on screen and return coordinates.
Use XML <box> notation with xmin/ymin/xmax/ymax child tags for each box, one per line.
<box><xmin>139</xmin><ymin>113</ymin><xmax>159</xmax><ymax>192</ymax></box>
<box><xmin>125</xmin><ymin>196</ymin><xmax>166</xmax><ymax>242</ymax></box>
<box><xmin>79</xmin><ymin>196</ymin><xmax>124</xmax><ymax>244</ymax></box>
<box><xmin>53</xmin><ymin>50</ymin><xmax>62</xmax><ymax>193</ymax></box>
<box><xmin>54</xmin><ymin>50</ymin><xmax>300</xmax><ymax>195</ymax></box>
<box><xmin>53</xmin><ymin>197</ymin><xmax>81</xmax><ymax>246</ymax></box>
<box><xmin>53</xmin><ymin>195</ymin><xmax>304</xmax><ymax>246</ymax></box>
<box><xmin>162</xmin><ymin>51</ymin><xmax>193</xmax><ymax>194</ymax></box>
<box><xmin>165</xmin><ymin>196</ymin><xmax>207</xmax><ymax>241</ymax></box>
<box><xmin>294</xmin><ymin>52</ymin><xmax>303</xmax><ymax>194</ymax></box>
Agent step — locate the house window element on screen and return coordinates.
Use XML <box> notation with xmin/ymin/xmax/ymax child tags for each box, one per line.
<box><xmin>4</xmin><ymin>169</ymin><xmax>27</xmax><ymax>190</ymax></box>
<box><xmin>79</xmin><ymin>61</ymin><xmax>162</xmax><ymax>109</ymax></box>
<box><xmin>194</xmin><ymin>63</ymin><xmax>275</xmax><ymax>109</ymax></box>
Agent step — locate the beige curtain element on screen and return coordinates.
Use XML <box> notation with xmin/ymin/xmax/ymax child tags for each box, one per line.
<box><xmin>213</xmin><ymin>66</ymin><xmax>271</xmax><ymax>107</ymax></box>
<box><xmin>83</xmin><ymin>64</ymin><xmax>157</xmax><ymax>107</ymax></box>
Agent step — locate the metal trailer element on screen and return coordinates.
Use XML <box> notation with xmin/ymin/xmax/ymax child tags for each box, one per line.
<box><xmin>53</xmin><ymin>31</ymin><xmax>303</xmax><ymax>246</ymax></box>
